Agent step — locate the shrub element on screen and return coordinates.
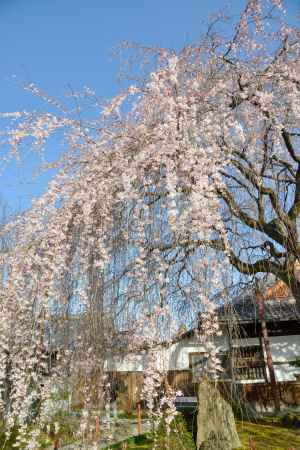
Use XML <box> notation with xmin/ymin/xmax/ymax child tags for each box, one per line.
<box><xmin>154</xmin><ymin>413</ymin><xmax>196</xmax><ymax>450</ymax></box>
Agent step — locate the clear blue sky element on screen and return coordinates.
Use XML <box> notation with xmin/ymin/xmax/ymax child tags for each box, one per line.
<box><xmin>0</xmin><ymin>0</ymin><xmax>299</xmax><ymax>212</ymax></box>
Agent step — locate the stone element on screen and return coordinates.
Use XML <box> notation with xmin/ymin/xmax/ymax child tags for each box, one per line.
<box><xmin>197</xmin><ymin>378</ymin><xmax>241</xmax><ymax>450</ymax></box>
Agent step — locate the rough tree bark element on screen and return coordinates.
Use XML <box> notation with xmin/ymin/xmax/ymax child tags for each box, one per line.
<box><xmin>256</xmin><ymin>290</ymin><xmax>281</xmax><ymax>412</ymax></box>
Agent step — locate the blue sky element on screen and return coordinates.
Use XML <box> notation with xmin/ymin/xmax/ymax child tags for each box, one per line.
<box><xmin>0</xmin><ymin>0</ymin><xmax>299</xmax><ymax>212</ymax></box>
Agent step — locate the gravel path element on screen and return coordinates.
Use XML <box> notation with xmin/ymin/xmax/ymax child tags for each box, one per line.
<box><xmin>61</xmin><ymin>418</ymin><xmax>152</xmax><ymax>449</ymax></box>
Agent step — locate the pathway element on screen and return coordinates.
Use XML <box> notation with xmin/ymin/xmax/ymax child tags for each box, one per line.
<box><xmin>61</xmin><ymin>418</ymin><xmax>152</xmax><ymax>449</ymax></box>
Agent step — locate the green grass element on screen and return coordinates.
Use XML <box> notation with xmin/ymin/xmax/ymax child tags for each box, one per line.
<box><xmin>117</xmin><ymin>411</ymin><xmax>139</xmax><ymax>420</ymax></box>
<box><xmin>236</xmin><ymin>418</ymin><xmax>300</xmax><ymax>450</ymax></box>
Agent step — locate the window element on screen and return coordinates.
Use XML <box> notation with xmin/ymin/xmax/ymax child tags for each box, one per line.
<box><xmin>233</xmin><ymin>345</ymin><xmax>266</xmax><ymax>381</ymax></box>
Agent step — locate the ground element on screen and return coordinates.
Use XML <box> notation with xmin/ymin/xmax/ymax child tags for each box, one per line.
<box><xmin>108</xmin><ymin>417</ymin><xmax>300</xmax><ymax>450</ymax></box>
<box><xmin>1</xmin><ymin>415</ymin><xmax>300</xmax><ymax>449</ymax></box>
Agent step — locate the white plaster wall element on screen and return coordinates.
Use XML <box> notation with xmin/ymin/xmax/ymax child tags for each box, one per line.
<box><xmin>107</xmin><ymin>335</ymin><xmax>228</xmax><ymax>372</ymax></box>
<box><xmin>106</xmin><ymin>352</ymin><xmax>147</xmax><ymax>372</ymax></box>
<box><xmin>269</xmin><ymin>335</ymin><xmax>300</xmax><ymax>363</ymax></box>
<box><xmin>274</xmin><ymin>363</ymin><xmax>300</xmax><ymax>382</ymax></box>
<box><xmin>167</xmin><ymin>336</ymin><xmax>228</xmax><ymax>370</ymax></box>
<box><xmin>106</xmin><ymin>333</ymin><xmax>300</xmax><ymax>382</ymax></box>
<box><xmin>270</xmin><ymin>335</ymin><xmax>300</xmax><ymax>382</ymax></box>
<box><xmin>232</xmin><ymin>337</ymin><xmax>260</xmax><ymax>347</ymax></box>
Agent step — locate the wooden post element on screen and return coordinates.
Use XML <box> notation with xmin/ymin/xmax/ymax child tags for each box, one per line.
<box><xmin>256</xmin><ymin>290</ymin><xmax>281</xmax><ymax>412</ymax></box>
<box><xmin>137</xmin><ymin>403</ymin><xmax>142</xmax><ymax>435</ymax></box>
<box><xmin>53</xmin><ymin>438</ymin><xmax>59</xmax><ymax>450</ymax></box>
<box><xmin>249</xmin><ymin>436</ymin><xmax>256</xmax><ymax>449</ymax></box>
<box><xmin>95</xmin><ymin>415</ymin><xmax>100</xmax><ymax>436</ymax></box>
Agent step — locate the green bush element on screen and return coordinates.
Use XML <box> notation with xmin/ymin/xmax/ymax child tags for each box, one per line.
<box><xmin>290</xmin><ymin>358</ymin><xmax>300</xmax><ymax>368</ymax></box>
<box><xmin>154</xmin><ymin>413</ymin><xmax>196</xmax><ymax>450</ymax></box>
<box><xmin>0</xmin><ymin>426</ymin><xmax>51</xmax><ymax>449</ymax></box>
<box><xmin>0</xmin><ymin>427</ymin><xmax>20</xmax><ymax>449</ymax></box>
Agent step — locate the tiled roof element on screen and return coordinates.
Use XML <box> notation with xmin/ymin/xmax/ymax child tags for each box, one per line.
<box><xmin>217</xmin><ymin>295</ymin><xmax>300</xmax><ymax>324</ymax></box>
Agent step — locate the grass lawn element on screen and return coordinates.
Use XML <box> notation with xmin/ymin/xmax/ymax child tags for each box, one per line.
<box><xmin>236</xmin><ymin>419</ymin><xmax>300</xmax><ymax>450</ymax></box>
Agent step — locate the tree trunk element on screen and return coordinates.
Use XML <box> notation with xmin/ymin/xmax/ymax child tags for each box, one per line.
<box><xmin>289</xmin><ymin>275</ymin><xmax>300</xmax><ymax>312</ymax></box>
<box><xmin>256</xmin><ymin>292</ymin><xmax>281</xmax><ymax>412</ymax></box>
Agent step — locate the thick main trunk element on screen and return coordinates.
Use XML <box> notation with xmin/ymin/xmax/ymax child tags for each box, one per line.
<box><xmin>256</xmin><ymin>293</ymin><xmax>281</xmax><ymax>412</ymax></box>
